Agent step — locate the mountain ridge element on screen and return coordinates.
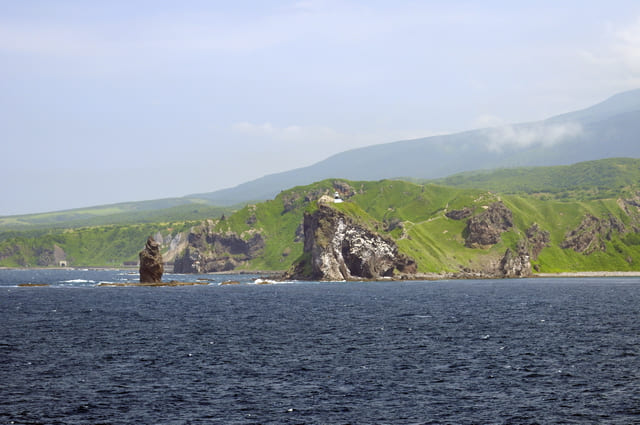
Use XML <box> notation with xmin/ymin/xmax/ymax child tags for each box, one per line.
<box><xmin>3</xmin><ymin>89</ymin><xmax>640</xmax><ymax>221</ymax></box>
<box><xmin>191</xmin><ymin>89</ymin><xmax>640</xmax><ymax>205</ymax></box>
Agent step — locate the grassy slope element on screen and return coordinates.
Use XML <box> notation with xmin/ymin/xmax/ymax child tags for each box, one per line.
<box><xmin>0</xmin><ymin>221</ymin><xmax>199</xmax><ymax>267</ymax></box>
<box><xmin>433</xmin><ymin>157</ymin><xmax>640</xmax><ymax>198</ymax></box>
<box><xmin>3</xmin><ymin>158</ymin><xmax>640</xmax><ymax>272</ymax></box>
<box><xmin>2</xmin><ymin>178</ymin><xmax>638</xmax><ymax>272</ymax></box>
<box><xmin>505</xmin><ymin>195</ymin><xmax>640</xmax><ymax>272</ymax></box>
<box><xmin>0</xmin><ymin>199</ymin><xmax>234</xmax><ymax>230</ymax></box>
<box><xmin>212</xmin><ymin>197</ymin><xmax>307</xmax><ymax>270</ymax></box>
<box><xmin>224</xmin><ymin>176</ymin><xmax>640</xmax><ymax>274</ymax></box>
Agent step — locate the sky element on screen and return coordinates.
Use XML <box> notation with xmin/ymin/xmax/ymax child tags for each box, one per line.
<box><xmin>2</xmin><ymin>0</ymin><xmax>640</xmax><ymax>215</ymax></box>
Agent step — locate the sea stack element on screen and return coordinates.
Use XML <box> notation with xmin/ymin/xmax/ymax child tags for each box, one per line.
<box><xmin>139</xmin><ymin>236</ymin><xmax>164</xmax><ymax>283</ymax></box>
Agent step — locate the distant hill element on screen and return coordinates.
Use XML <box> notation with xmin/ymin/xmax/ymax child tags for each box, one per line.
<box><xmin>4</xmin><ymin>89</ymin><xmax>640</xmax><ymax>225</ymax></box>
<box><xmin>433</xmin><ymin>157</ymin><xmax>640</xmax><ymax>198</ymax></box>
<box><xmin>192</xmin><ymin>89</ymin><xmax>640</xmax><ymax>205</ymax></box>
<box><xmin>0</xmin><ymin>198</ymin><xmax>234</xmax><ymax>230</ymax></box>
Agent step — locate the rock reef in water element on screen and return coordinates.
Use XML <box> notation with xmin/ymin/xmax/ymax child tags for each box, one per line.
<box><xmin>139</xmin><ymin>236</ymin><xmax>164</xmax><ymax>283</ymax></box>
<box><xmin>287</xmin><ymin>204</ymin><xmax>416</xmax><ymax>281</ymax></box>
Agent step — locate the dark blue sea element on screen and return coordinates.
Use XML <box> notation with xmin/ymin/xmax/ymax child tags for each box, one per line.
<box><xmin>1</xmin><ymin>270</ymin><xmax>639</xmax><ymax>424</ymax></box>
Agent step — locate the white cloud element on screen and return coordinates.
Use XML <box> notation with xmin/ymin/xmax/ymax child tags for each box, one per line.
<box><xmin>485</xmin><ymin>122</ymin><xmax>583</xmax><ymax>152</ymax></box>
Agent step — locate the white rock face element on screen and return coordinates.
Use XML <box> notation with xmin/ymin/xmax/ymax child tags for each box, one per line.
<box><xmin>302</xmin><ymin>205</ymin><xmax>415</xmax><ymax>280</ymax></box>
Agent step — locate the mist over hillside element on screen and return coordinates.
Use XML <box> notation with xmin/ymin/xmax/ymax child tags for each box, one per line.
<box><xmin>3</xmin><ymin>89</ymin><xmax>639</xmax><ymax>222</ymax></box>
<box><xmin>193</xmin><ymin>89</ymin><xmax>640</xmax><ymax>205</ymax></box>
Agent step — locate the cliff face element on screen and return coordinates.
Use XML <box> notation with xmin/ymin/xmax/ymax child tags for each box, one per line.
<box><xmin>173</xmin><ymin>221</ymin><xmax>265</xmax><ymax>273</ymax></box>
<box><xmin>499</xmin><ymin>241</ymin><xmax>532</xmax><ymax>278</ymax></box>
<box><xmin>288</xmin><ymin>204</ymin><xmax>416</xmax><ymax>280</ymax></box>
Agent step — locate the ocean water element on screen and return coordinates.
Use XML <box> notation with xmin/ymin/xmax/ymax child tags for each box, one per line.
<box><xmin>1</xmin><ymin>270</ymin><xmax>639</xmax><ymax>424</ymax></box>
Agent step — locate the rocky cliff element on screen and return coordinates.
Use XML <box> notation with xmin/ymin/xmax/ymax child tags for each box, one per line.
<box><xmin>287</xmin><ymin>203</ymin><xmax>416</xmax><ymax>280</ymax></box>
<box><xmin>173</xmin><ymin>220</ymin><xmax>265</xmax><ymax>273</ymax></box>
<box><xmin>499</xmin><ymin>241</ymin><xmax>532</xmax><ymax>278</ymax></box>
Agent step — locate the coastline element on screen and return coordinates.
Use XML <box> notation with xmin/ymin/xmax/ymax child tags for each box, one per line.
<box><xmin>409</xmin><ymin>271</ymin><xmax>640</xmax><ymax>280</ymax></box>
<box><xmin>3</xmin><ymin>267</ymin><xmax>640</xmax><ymax>283</ymax></box>
<box><xmin>533</xmin><ymin>271</ymin><xmax>640</xmax><ymax>278</ymax></box>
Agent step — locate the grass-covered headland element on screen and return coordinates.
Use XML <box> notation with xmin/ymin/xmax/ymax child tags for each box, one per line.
<box><xmin>2</xmin><ymin>158</ymin><xmax>640</xmax><ymax>275</ymax></box>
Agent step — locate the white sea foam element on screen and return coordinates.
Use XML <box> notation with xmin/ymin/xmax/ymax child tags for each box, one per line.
<box><xmin>253</xmin><ymin>278</ymin><xmax>275</xmax><ymax>285</ymax></box>
<box><xmin>62</xmin><ymin>279</ymin><xmax>95</xmax><ymax>283</ymax></box>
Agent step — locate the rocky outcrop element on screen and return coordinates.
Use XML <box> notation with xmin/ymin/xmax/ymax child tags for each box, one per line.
<box><xmin>173</xmin><ymin>223</ymin><xmax>265</xmax><ymax>273</ymax></box>
<box><xmin>561</xmin><ymin>214</ymin><xmax>626</xmax><ymax>254</ymax></box>
<box><xmin>494</xmin><ymin>223</ymin><xmax>550</xmax><ymax>277</ymax></box>
<box><xmin>446</xmin><ymin>207</ymin><xmax>472</xmax><ymax>220</ymax></box>
<box><xmin>139</xmin><ymin>236</ymin><xmax>164</xmax><ymax>283</ymax></box>
<box><xmin>287</xmin><ymin>204</ymin><xmax>416</xmax><ymax>280</ymax></box>
<box><xmin>283</xmin><ymin>180</ymin><xmax>356</xmax><ymax>214</ymax></box>
<box><xmin>619</xmin><ymin>193</ymin><xmax>640</xmax><ymax>232</ymax></box>
<box><xmin>465</xmin><ymin>202</ymin><xmax>513</xmax><ymax>247</ymax></box>
<box><xmin>499</xmin><ymin>241</ymin><xmax>532</xmax><ymax>277</ymax></box>
<box><xmin>332</xmin><ymin>180</ymin><xmax>355</xmax><ymax>198</ymax></box>
<box><xmin>525</xmin><ymin>223</ymin><xmax>550</xmax><ymax>260</ymax></box>
<box><xmin>35</xmin><ymin>247</ymin><xmax>55</xmax><ymax>267</ymax></box>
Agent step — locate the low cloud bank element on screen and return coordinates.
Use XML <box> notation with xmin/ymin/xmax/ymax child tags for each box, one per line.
<box><xmin>485</xmin><ymin>122</ymin><xmax>583</xmax><ymax>152</ymax></box>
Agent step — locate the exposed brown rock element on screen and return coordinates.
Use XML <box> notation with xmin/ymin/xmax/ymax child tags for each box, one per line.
<box><xmin>465</xmin><ymin>202</ymin><xmax>513</xmax><ymax>247</ymax></box>
<box><xmin>139</xmin><ymin>236</ymin><xmax>164</xmax><ymax>283</ymax></box>
<box><xmin>332</xmin><ymin>180</ymin><xmax>355</xmax><ymax>198</ymax></box>
<box><xmin>445</xmin><ymin>207</ymin><xmax>472</xmax><ymax>220</ymax></box>
<box><xmin>525</xmin><ymin>223</ymin><xmax>550</xmax><ymax>260</ymax></box>
<box><xmin>282</xmin><ymin>181</ymin><xmax>354</xmax><ymax>215</ymax></box>
<box><xmin>561</xmin><ymin>214</ymin><xmax>626</xmax><ymax>254</ymax></box>
<box><xmin>282</xmin><ymin>192</ymin><xmax>303</xmax><ymax>214</ymax></box>
<box><xmin>36</xmin><ymin>247</ymin><xmax>55</xmax><ymax>267</ymax></box>
<box><xmin>246</xmin><ymin>213</ymin><xmax>257</xmax><ymax>225</ymax></box>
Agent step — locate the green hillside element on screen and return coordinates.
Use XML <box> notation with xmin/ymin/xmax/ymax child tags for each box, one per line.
<box><xmin>3</xmin><ymin>158</ymin><xmax>640</xmax><ymax>274</ymax></box>
<box><xmin>173</xmin><ymin>177</ymin><xmax>640</xmax><ymax>275</ymax></box>
<box><xmin>0</xmin><ymin>220</ymin><xmax>200</xmax><ymax>268</ymax></box>
<box><xmin>0</xmin><ymin>199</ymin><xmax>235</xmax><ymax>230</ymax></box>
<box><xmin>433</xmin><ymin>157</ymin><xmax>640</xmax><ymax>199</ymax></box>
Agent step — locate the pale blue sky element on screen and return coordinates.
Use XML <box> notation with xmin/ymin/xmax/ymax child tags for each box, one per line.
<box><xmin>2</xmin><ymin>0</ymin><xmax>640</xmax><ymax>215</ymax></box>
